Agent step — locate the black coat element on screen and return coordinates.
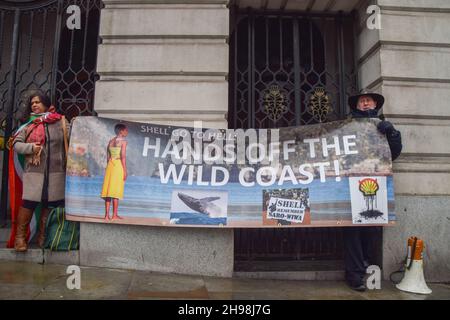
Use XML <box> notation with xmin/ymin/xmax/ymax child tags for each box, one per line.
<box><xmin>351</xmin><ymin>109</ymin><xmax>402</xmax><ymax>161</ymax></box>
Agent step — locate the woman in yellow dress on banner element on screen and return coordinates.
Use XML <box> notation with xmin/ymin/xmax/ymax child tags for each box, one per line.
<box><xmin>101</xmin><ymin>123</ymin><xmax>128</xmax><ymax>220</ymax></box>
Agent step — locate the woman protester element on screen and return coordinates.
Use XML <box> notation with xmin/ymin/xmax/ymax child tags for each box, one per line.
<box><xmin>11</xmin><ymin>92</ymin><xmax>69</xmax><ymax>252</ymax></box>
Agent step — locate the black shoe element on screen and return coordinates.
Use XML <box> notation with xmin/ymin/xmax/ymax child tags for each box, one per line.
<box><xmin>347</xmin><ymin>280</ymin><xmax>366</xmax><ymax>292</ymax></box>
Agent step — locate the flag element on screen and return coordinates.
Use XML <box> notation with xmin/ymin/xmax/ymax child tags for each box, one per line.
<box><xmin>6</xmin><ymin>119</ymin><xmax>41</xmax><ymax>248</ymax></box>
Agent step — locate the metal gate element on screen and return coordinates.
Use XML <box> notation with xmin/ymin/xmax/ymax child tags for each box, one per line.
<box><xmin>229</xmin><ymin>9</ymin><xmax>358</xmax><ymax>269</ymax></box>
<box><xmin>0</xmin><ymin>0</ymin><xmax>102</xmax><ymax>223</ymax></box>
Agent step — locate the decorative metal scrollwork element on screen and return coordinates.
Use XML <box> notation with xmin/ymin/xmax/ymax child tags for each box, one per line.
<box><xmin>263</xmin><ymin>85</ymin><xmax>288</xmax><ymax>122</ymax></box>
<box><xmin>308</xmin><ymin>87</ymin><xmax>332</xmax><ymax>123</ymax></box>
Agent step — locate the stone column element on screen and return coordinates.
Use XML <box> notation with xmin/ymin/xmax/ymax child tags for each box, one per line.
<box><xmin>80</xmin><ymin>0</ymin><xmax>234</xmax><ymax>277</ymax></box>
<box><xmin>356</xmin><ymin>0</ymin><xmax>450</xmax><ymax>282</ymax></box>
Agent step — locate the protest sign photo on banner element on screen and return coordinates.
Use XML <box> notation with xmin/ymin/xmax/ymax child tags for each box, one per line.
<box><xmin>65</xmin><ymin>116</ymin><xmax>395</xmax><ymax>228</ymax></box>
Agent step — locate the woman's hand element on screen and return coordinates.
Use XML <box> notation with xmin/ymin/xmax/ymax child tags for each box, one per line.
<box><xmin>32</xmin><ymin>143</ymin><xmax>42</xmax><ymax>154</ymax></box>
<box><xmin>123</xmin><ymin>169</ymin><xmax>127</xmax><ymax>181</ymax></box>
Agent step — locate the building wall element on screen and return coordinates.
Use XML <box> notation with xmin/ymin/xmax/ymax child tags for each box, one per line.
<box><xmin>95</xmin><ymin>0</ymin><xmax>229</xmax><ymax>128</ymax></box>
<box><xmin>81</xmin><ymin>0</ymin><xmax>234</xmax><ymax>277</ymax></box>
<box><xmin>356</xmin><ymin>0</ymin><xmax>450</xmax><ymax>281</ymax></box>
<box><xmin>87</xmin><ymin>0</ymin><xmax>450</xmax><ymax>281</ymax></box>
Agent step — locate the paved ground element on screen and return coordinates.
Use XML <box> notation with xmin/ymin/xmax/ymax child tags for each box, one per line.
<box><xmin>0</xmin><ymin>260</ymin><xmax>449</xmax><ymax>300</ymax></box>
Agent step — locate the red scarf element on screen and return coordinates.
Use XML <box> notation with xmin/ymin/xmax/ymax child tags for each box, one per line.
<box><xmin>25</xmin><ymin>111</ymin><xmax>62</xmax><ymax>166</ymax></box>
<box><xmin>25</xmin><ymin>112</ymin><xmax>62</xmax><ymax>145</ymax></box>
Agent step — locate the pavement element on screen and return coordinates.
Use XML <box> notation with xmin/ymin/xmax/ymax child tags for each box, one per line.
<box><xmin>0</xmin><ymin>260</ymin><xmax>449</xmax><ymax>300</ymax></box>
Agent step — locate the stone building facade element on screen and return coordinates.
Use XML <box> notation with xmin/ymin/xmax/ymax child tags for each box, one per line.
<box><xmin>82</xmin><ymin>0</ymin><xmax>450</xmax><ymax>282</ymax></box>
<box><xmin>1</xmin><ymin>0</ymin><xmax>448</xmax><ymax>282</ymax></box>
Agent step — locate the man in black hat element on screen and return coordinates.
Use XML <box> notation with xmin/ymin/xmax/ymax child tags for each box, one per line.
<box><xmin>344</xmin><ymin>91</ymin><xmax>402</xmax><ymax>291</ymax></box>
<box><xmin>348</xmin><ymin>91</ymin><xmax>402</xmax><ymax>160</ymax></box>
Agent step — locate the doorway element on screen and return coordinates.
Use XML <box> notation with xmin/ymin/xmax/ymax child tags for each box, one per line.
<box><xmin>229</xmin><ymin>9</ymin><xmax>372</xmax><ymax>272</ymax></box>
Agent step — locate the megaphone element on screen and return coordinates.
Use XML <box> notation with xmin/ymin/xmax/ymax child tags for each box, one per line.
<box><xmin>396</xmin><ymin>237</ymin><xmax>432</xmax><ymax>294</ymax></box>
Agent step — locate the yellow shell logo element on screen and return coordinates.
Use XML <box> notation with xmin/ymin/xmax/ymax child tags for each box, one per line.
<box><xmin>358</xmin><ymin>178</ymin><xmax>379</xmax><ymax>196</ymax></box>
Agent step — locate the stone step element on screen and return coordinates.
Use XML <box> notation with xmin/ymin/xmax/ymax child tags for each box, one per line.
<box><xmin>0</xmin><ymin>246</ymin><xmax>80</xmax><ymax>266</ymax></box>
<box><xmin>233</xmin><ymin>259</ymin><xmax>346</xmax><ymax>280</ymax></box>
<box><xmin>1</xmin><ymin>227</ymin><xmax>79</xmax><ymax>266</ymax></box>
<box><xmin>235</xmin><ymin>259</ymin><xmax>345</xmax><ymax>271</ymax></box>
<box><xmin>233</xmin><ymin>270</ymin><xmax>345</xmax><ymax>281</ymax></box>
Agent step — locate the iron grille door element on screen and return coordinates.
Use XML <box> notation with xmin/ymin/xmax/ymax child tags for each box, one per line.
<box><xmin>0</xmin><ymin>0</ymin><xmax>101</xmax><ymax>223</ymax></box>
<box><xmin>229</xmin><ymin>11</ymin><xmax>358</xmax><ymax>129</ymax></box>
<box><xmin>230</xmin><ymin>10</ymin><xmax>358</xmax><ymax>268</ymax></box>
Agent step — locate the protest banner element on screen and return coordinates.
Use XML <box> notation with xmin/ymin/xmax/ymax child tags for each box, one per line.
<box><xmin>65</xmin><ymin>117</ymin><xmax>396</xmax><ymax>227</ymax></box>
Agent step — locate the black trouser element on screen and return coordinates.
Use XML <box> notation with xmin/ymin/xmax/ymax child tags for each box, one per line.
<box><xmin>343</xmin><ymin>227</ymin><xmax>378</xmax><ymax>284</ymax></box>
<box><xmin>22</xmin><ymin>199</ymin><xmax>65</xmax><ymax>211</ymax></box>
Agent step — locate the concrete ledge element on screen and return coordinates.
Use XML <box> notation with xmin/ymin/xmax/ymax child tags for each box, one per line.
<box><xmin>0</xmin><ymin>249</ymin><xmax>44</xmax><ymax>264</ymax></box>
<box><xmin>383</xmin><ymin>196</ymin><xmax>450</xmax><ymax>282</ymax></box>
<box><xmin>380</xmin><ymin>46</ymin><xmax>450</xmax><ymax>80</ymax></box>
<box><xmin>233</xmin><ymin>271</ymin><xmax>345</xmax><ymax>281</ymax></box>
<box><xmin>378</xmin><ymin>0</ymin><xmax>450</xmax><ymax>10</ymax></box>
<box><xmin>0</xmin><ymin>248</ymin><xmax>79</xmax><ymax>266</ymax></box>
<box><xmin>394</xmin><ymin>172</ymin><xmax>450</xmax><ymax>196</ymax></box>
<box><xmin>96</xmin><ymin>113</ymin><xmax>228</xmax><ymax>128</ymax></box>
<box><xmin>44</xmin><ymin>250</ymin><xmax>80</xmax><ymax>265</ymax></box>
<box><xmin>102</xmin><ymin>1</ymin><xmax>229</xmax><ymax>10</ymax></box>
<box><xmin>100</xmin><ymin>6</ymin><xmax>228</xmax><ymax>37</ymax></box>
<box><xmin>94</xmin><ymin>80</ymin><xmax>228</xmax><ymax>112</ymax></box>
<box><xmin>380</xmin><ymin>10</ymin><xmax>450</xmax><ymax>44</ymax></box>
<box><xmin>79</xmin><ymin>222</ymin><xmax>234</xmax><ymax>277</ymax></box>
<box><xmin>394</xmin><ymin>123</ymin><xmax>450</xmax><ymax>155</ymax></box>
<box><xmin>381</xmin><ymin>81</ymin><xmax>450</xmax><ymax>117</ymax></box>
<box><xmin>97</xmin><ymin>42</ymin><xmax>228</xmax><ymax>74</ymax></box>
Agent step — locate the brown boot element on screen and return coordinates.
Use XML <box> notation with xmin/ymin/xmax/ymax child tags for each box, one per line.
<box><xmin>14</xmin><ymin>207</ymin><xmax>33</xmax><ymax>252</ymax></box>
<box><xmin>37</xmin><ymin>208</ymin><xmax>50</xmax><ymax>248</ymax></box>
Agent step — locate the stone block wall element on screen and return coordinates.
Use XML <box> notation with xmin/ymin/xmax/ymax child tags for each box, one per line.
<box><xmin>95</xmin><ymin>0</ymin><xmax>229</xmax><ymax>128</ymax></box>
<box><xmin>356</xmin><ymin>0</ymin><xmax>450</xmax><ymax>281</ymax></box>
<box><xmin>81</xmin><ymin>0</ymin><xmax>234</xmax><ymax>277</ymax></box>
<box><xmin>86</xmin><ymin>0</ymin><xmax>450</xmax><ymax>281</ymax></box>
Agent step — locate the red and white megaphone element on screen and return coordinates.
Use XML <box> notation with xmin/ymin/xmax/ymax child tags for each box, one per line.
<box><xmin>396</xmin><ymin>237</ymin><xmax>432</xmax><ymax>294</ymax></box>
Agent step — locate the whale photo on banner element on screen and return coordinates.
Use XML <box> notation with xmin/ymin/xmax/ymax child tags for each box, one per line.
<box><xmin>65</xmin><ymin>116</ymin><xmax>396</xmax><ymax>228</ymax></box>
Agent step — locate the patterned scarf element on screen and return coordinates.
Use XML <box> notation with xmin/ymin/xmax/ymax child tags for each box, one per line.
<box><xmin>25</xmin><ymin>111</ymin><xmax>62</xmax><ymax>165</ymax></box>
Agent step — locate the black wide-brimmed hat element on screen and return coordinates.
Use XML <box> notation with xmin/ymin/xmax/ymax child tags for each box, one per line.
<box><xmin>348</xmin><ymin>90</ymin><xmax>385</xmax><ymax>111</ymax></box>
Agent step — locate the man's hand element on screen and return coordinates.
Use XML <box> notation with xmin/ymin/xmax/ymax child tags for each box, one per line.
<box><xmin>377</xmin><ymin>120</ymin><xmax>395</xmax><ymax>135</ymax></box>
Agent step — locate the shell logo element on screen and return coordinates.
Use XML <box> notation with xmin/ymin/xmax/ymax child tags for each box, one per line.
<box><xmin>358</xmin><ymin>178</ymin><xmax>379</xmax><ymax>197</ymax></box>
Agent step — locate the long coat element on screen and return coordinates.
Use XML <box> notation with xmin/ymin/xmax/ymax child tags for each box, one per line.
<box><xmin>350</xmin><ymin>110</ymin><xmax>403</xmax><ymax>160</ymax></box>
<box><xmin>13</xmin><ymin>118</ymin><xmax>69</xmax><ymax>202</ymax></box>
